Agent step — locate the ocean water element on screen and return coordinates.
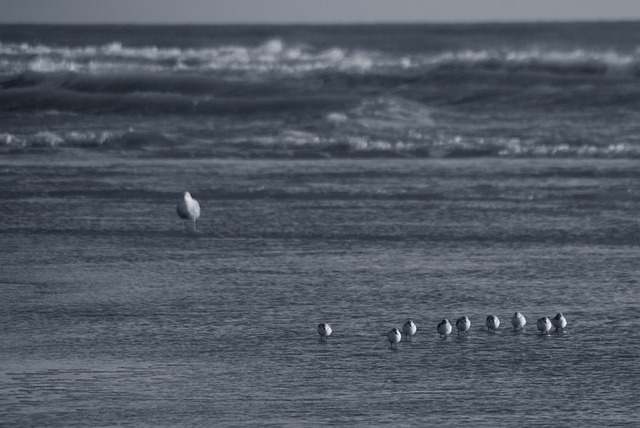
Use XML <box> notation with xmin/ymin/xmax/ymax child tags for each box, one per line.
<box><xmin>1</xmin><ymin>23</ymin><xmax>640</xmax><ymax>426</ymax></box>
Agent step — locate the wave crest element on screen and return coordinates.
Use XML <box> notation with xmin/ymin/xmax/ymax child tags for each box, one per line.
<box><xmin>2</xmin><ymin>128</ymin><xmax>639</xmax><ymax>159</ymax></box>
<box><xmin>1</xmin><ymin>39</ymin><xmax>638</xmax><ymax>77</ymax></box>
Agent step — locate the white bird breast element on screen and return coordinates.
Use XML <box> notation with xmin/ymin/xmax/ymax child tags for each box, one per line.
<box><xmin>388</xmin><ymin>329</ymin><xmax>401</xmax><ymax>344</ymax></box>
<box><xmin>537</xmin><ymin>318</ymin><xmax>551</xmax><ymax>333</ymax></box>
<box><xmin>318</xmin><ymin>323</ymin><xmax>332</xmax><ymax>337</ymax></box>
<box><xmin>511</xmin><ymin>313</ymin><xmax>526</xmax><ymax>328</ymax></box>
<box><xmin>437</xmin><ymin>320</ymin><xmax>452</xmax><ymax>335</ymax></box>
<box><xmin>403</xmin><ymin>321</ymin><xmax>416</xmax><ymax>336</ymax></box>
<box><xmin>552</xmin><ymin>314</ymin><xmax>567</xmax><ymax>329</ymax></box>
<box><xmin>456</xmin><ymin>317</ymin><xmax>470</xmax><ymax>331</ymax></box>
<box><xmin>177</xmin><ymin>192</ymin><xmax>201</xmax><ymax>221</ymax></box>
<box><xmin>487</xmin><ymin>315</ymin><xmax>500</xmax><ymax>329</ymax></box>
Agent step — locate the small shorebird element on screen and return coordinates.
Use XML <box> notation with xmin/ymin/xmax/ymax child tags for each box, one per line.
<box><xmin>437</xmin><ymin>319</ymin><xmax>452</xmax><ymax>338</ymax></box>
<box><xmin>317</xmin><ymin>323</ymin><xmax>332</xmax><ymax>339</ymax></box>
<box><xmin>511</xmin><ymin>312</ymin><xmax>526</xmax><ymax>330</ymax></box>
<box><xmin>537</xmin><ymin>317</ymin><xmax>552</xmax><ymax>335</ymax></box>
<box><xmin>456</xmin><ymin>316</ymin><xmax>471</xmax><ymax>336</ymax></box>
<box><xmin>177</xmin><ymin>191</ymin><xmax>201</xmax><ymax>230</ymax></box>
<box><xmin>486</xmin><ymin>315</ymin><xmax>500</xmax><ymax>331</ymax></box>
<box><xmin>402</xmin><ymin>320</ymin><xmax>417</xmax><ymax>340</ymax></box>
<box><xmin>387</xmin><ymin>328</ymin><xmax>401</xmax><ymax>348</ymax></box>
<box><xmin>551</xmin><ymin>313</ymin><xmax>567</xmax><ymax>332</ymax></box>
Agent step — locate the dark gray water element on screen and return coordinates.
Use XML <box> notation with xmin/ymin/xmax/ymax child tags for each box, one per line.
<box><xmin>2</xmin><ymin>23</ymin><xmax>640</xmax><ymax>158</ymax></box>
<box><xmin>2</xmin><ymin>23</ymin><xmax>640</xmax><ymax>426</ymax></box>
<box><xmin>2</xmin><ymin>155</ymin><xmax>640</xmax><ymax>426</ymax></box>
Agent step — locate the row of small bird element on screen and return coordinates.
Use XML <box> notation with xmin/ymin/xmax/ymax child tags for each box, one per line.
<box><xmin>179</xmin><ymin>194</ymin><xmax>569</xmax><ymax>343</ymax></box>
<box><xmin>318</xmin><ymin>312</ymin><xmax>568</xmax><ymax>347</ymax></box>
<box><xmin>179</xmin><ymin>196</ymin><xmax>569</xmax><ymax>344</ymax></box>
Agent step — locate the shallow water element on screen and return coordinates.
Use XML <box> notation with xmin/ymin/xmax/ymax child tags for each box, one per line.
<box><xmin>2</xmin><ymin>22</ymin><xmax>640</xmax><ymax>426</ymax></box>
<box><xmin>1</xmin><ymin>156</ymin><xmax>639</xmax><ymax>426</ymax></box>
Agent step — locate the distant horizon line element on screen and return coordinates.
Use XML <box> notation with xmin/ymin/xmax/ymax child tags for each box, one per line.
<box><xmin>1</xmin><ymin>18</ymin><xmax>639</xmax><ymax>26</ymax></box>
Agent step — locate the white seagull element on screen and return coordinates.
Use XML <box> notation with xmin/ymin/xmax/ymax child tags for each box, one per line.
<box><xmin>387</xmin><ymin>328</ymin><xmax>401</xmax><ymax>348</ymax></box>
<box><xmin>486</xmin><ymin>315</ymin><xmax>500</xmax><ymax>331</ymax></box>
<box><xmin>537</xmin><ymin>317</ymin><xmax>552</xmax><ymax>335</ymax></box>
<box><xmin>177</xmin><ymin>191</ymin><xmax>201</xmax><ymax>230</ymax></box>
<box><xmin>456</xmin><ymin>316</ymin><xmax>471</xmax><ymax>336</ymax></box>
<box><xmin>437</xmin><ymin>319</ymin><xmax>452</xmax><ymax>338</ymax></box>
<box><xmin>511</xmin><ymin>312</ymin><xmax>526</xmax><ymax>330</ymax></box>
<box><xmin>402</xmin><ymin>320</ymin><xmax>417</xmax><ymax>340</ymax></box>
<box><xmin>317</xmin><ymin>323</ymin><xmax>332</xmax><ymax>339</ymax></box>
<box><xmin>551</xmin><ymin>313</ymin><xmax>567</xmax><ymax>332</ymax></box>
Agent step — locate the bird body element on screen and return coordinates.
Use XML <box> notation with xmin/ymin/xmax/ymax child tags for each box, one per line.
<box><xmin>317</xmin><ymin>323</ymin><xmax>332</xmax><ymax>339</ymax></box>
<box><xmin>437</xmin><ymin>319</ymin><xmax>452</xmax><ymax>338</ymax></box>
<box><xmin>402</xmin><ymin>320</ymin><xmax>417</xmax><ymax>340</ymax></box>
<box><xmin>537</xmin><ymin>317</ymin><xmax>552</xmax><ymax>335</ymax></box>
<box><xmin>551</xmin><ymin>313</ymin><xmax>567</xmax><ymax>331</ymax></box>
<box><xmin>387</xmin><ymin>328</ymin><xmax>401</xmax><ymax>348</ymax></box>
<box><xmin>456</xmin><ymin>316</ymin><xmax>471</xmax><ymax>336</ymax></box>
<box><xmin>486</xmin><ymin>315</ymin><xmax>500</xmax><ymax>331</ymax></box>
<box><xmin>511</xmin><ymin>312</ymin><xmax>526</xmax><ymax>330</ymax></box>
<box><xmin>177</xmin><ymin>192</ymin><xmax>201</xmax><ymax>229</ymax></box>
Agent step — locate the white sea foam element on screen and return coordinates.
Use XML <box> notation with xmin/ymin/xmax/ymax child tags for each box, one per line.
<box><xmin>349</xmin><ymin>98</ymin><xmax>435</xmax><ymax>130</ymax></box>
<box><xmin>2</xmin><ymin>127</ymin><xmax>639</xmax><ymax>159</ymax></box>
<box><xmin>281</xmin><ymin>130</ymin><xmax>321</xmax><ymax>146</ymax></box>
<box><xmin>0</xmin><ymin>131</ymin><xmax>120</xmax><ymax>149</ymax></box>
<box><xmin>5</xmin><ymin>39</ymin><xmax>636</xmax><ymax>77</ymax></box>
<box><xmin>326</xmin><ymin>112</ymin><xmax>348</xmax><ymax>123</ymax></box>
<box><xmin>420</xmin><ymin>47</ymin><xmax>637</xmax><ymax>74</ymax></box>
<box><xmin>33</xmin><ymin>132</ymin><xmax>64</xmax><ymax>147</ymax></box>
<box><xmin>0</xmin><ymin>133</ymin><xmax>25</xmax><ymax>147</ymax></box>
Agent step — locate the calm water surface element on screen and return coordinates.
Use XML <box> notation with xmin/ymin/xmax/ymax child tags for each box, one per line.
<box><xmin>1</xmin><ymin>156</ymin><xmax>639</xmax><ymax>426</ymax></box>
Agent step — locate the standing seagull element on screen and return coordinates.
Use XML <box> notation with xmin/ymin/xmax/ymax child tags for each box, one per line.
<box><xmin>437</xmin><ymin>319</ymin><xmax>452</xmax><ymax>338</ymax></box>
<box><xmin>387</xmin><ymin>328</ymin><xmax>401</xmax><ymax>348</ymax></box>
<box><xmin>551</xmin><ymin>313</ymin><xmax>567</xmax><ymax>332</ymax></box>
<box><xmin>456</xmin><ymin>316</ymin><xmax>471</xmax><ymax>336</ymax></box>
<box><xmin>317</xmin><ymin>323</ymin><xmax>332</xmax><ymax>340</ymax></box>
<box><xmin>486</xmin><ymin>315</ymin><xmax>500</xmax><ymax>331</ymax></box>
<box><xmin>511</xmin><ymin>312</ymin><xmax>526</xmax><ymax>331</ymax></box>
<box><xmin>402</xmin><ymin>320</ymin><xmax>417</xmax><ymax>341</ymax></box>
<box><xmin>177</xmin><ymin>192</ymin><xmax>201</xmax><ymax>230</ymax></box>
<box><xmin>537</xmin><ymin>317</ymin><xmax>552</xmax><ymax>335</ymax></box>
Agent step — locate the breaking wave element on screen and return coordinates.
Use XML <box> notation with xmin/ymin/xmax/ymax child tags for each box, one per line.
<box><xmin>2</xmin><ymin>24</ymin><xmax>640</xmax><ymax>160</ymax></box>
<box><xmin>1</xmin><ymin>39</ymin><xmax>639</xmax><ymax>77</ymax></box>
<box><xmin>2</xmin><ymin>128</ymin><xmax>639</xmax><ymax>159</ymax></box>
